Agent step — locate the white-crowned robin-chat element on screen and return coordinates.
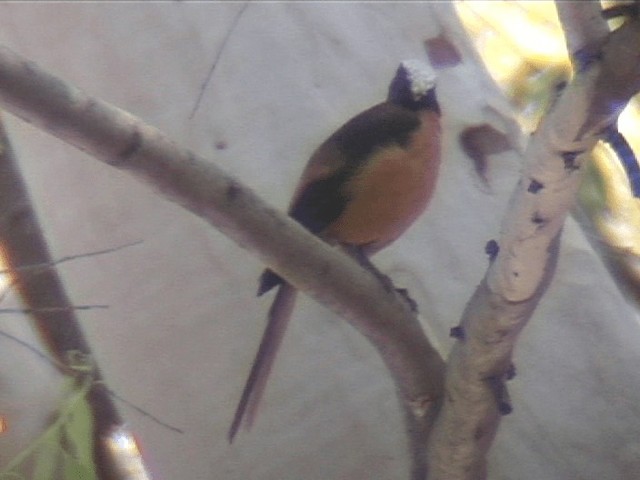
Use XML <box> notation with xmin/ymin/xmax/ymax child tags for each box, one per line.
<box><xmin>229</xmin><ymin>60</ymin><xmax>441</xmax><ymax>442</ymax></box>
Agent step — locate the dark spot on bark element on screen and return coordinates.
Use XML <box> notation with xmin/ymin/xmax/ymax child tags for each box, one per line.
<box><xmin>215</xmin><ymin>140</ymin><xmax>227</xmax><ymax>150</ymax></box>
<box><xmin>396</xmin><ymin>288</ymin><xmax>418</xmax><ymax>313</ymax></box>
<box><xmin>485</xmin><ymin>239</ymin><xmax>499</xmax><ymax>261</ymax></box>
<box><xmin>527</xmin><ymin>179</ymin><xmax>544</xmax><ymax>193</ymax></box>
<box><xmin>506</xmin><ymin>363</ymin><xmax>517</xmax><ymax>380</ymax></box>
<box><xmin>573</xmin><ymin>45</ymin><xmax>601</xmax><ymax>73</ymax></box>
<box><xmin>486</xmin><ymin>375</ymin><xmax>513</xmax><ymax>415</ymax></box>
<box><xmin>226</xmin><ymin>181</ymin><xmax>240</xmax><ymax>202</ymax></box>
<box><xmin>498</xmin><ymin>400</ymin><xmax>513</xmax><ymax>415</ymax></box>
<box><xmin>449</xmin><ymin>325</ymin><xmax>465</xmax><ymax>340</ymax></box>
<box><xmin>531</xmin><ymin>212</ymin><xmax>546</xmax><ymax>226</ymax></box>
<box><xmin>118</xmin><ymin>128</ymin><xmax>142</xmax><ymax>161</ymax></box>
<box><xmin>561</xmin><ymin>150</ymin><xmax>583</xmax><ymax>171</ymax></box>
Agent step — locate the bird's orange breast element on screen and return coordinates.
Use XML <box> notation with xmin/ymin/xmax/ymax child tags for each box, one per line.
<box><xmin>325</xmin><ymin>111</ymin><xmax>441</xmax><ymax>251</ymax></box>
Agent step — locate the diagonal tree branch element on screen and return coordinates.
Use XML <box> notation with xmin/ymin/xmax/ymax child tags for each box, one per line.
<box><xmin>0</xmin><ymin>45</ymin><xmax>445</xmax><ymax>478</ymax></box>
<box><xmin>426</xmin><ymin>5</ymin><xmax>640</xmax><ymax>480</ymax></box>
<box><xmin>0</xmin><ymin>114</ymin><xmax>148</xmax><ymax>479</ymax></box>
<box><xmin>555</xmin><ymin>1</ymin><xmax>611</xmax><ymax>72</ymax></box>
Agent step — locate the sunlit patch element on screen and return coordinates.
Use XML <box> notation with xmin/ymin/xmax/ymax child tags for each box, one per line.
<box><xmin>455</xmin><ymin>0</ymin><xmax>640</xmax><ymax>297</ymax></box>
<box><xmin>461</xmin><ymin>1</ymin><xmax>567</xmax><ymax>65</ymax></box>
<box><xmin>455</xmin><ymin>0</ymin><xmax>571</xmax><ymax>132</ymax></box>
<box><xmin>103</xmin><ymin>426</ymin><xmax>153</xmax><ymax>480</ymax></box>
<box><xmin>592</xmin><ymin>141</ymin><xmax>640</xmax><ymax>253</ymax></box>
<box><xmin>618</xmin><ymin>105</ymin><xmax>640</xmax><ymax>158</ymax></box>
<box><xmin>0</xmin><ymin>248</ymin><xmax>11</xmax><ymax>297</ymax></box>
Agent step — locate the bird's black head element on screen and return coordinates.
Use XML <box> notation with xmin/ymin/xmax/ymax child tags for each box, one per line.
<box><xmin>387</xmin><ymin>60</ymin><xmax>439</xmax><ymax>113</ymax></box>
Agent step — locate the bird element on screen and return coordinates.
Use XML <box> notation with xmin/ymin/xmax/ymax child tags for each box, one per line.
<box><xmin>228</xmin><ymin>59</ymin><xmax>442</xmax><ymax>442</ymax></box>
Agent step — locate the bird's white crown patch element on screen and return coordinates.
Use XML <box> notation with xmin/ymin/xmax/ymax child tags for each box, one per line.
<box><xmin>401</xmin><ymin>59</ymin><xmax>436</xmax><ymax>100</ymax></box>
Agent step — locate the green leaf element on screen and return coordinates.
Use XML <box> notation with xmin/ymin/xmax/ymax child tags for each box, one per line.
<box><xmin>0</xmin><ymin>471</ymin><xmax>26</xmax><ymax>479</ymax></box>
<box><xmin>0</xmin><ymin>368</ymin><xmax>96</xmax><ymax>480</ymax></box>
<box><xmin>0</xmin><ymin>406</ymin><xmax>63</xmax><ymax>475</ymax></box>
<box><xmin>61</xmin><ymin>449</ymin><xmax>95</xmax><ymax>480</ymax></box>
<box><xmin>59</xmin><ymin>374</ymin><xmax>96</xmax><ymax>480</ymax></box>
<box><xmin>61</xmin><ymin>389</ymin><xmax>95</xmax><ymax>472</ymax></box>
<box><xmin>32</xmin><ymin>435</ymin><xmax>61</xmax><ymax>480</ymax></box>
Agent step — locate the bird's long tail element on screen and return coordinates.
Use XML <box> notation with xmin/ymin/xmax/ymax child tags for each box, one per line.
<box><xmin>228</xmin><ymin>283</ymin><xmax>298</xmax><ymax>442</ymax></box>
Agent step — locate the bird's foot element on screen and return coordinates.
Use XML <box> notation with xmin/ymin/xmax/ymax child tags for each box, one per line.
<box><xmin>343</xmin><ymin>245</ymin><xmax>418</xmax><ymax>312</ymax></box>
<box><xmin>344</xmin><ymin>245</ymin><xmax>393</xmax><ymax>289</ymax></box>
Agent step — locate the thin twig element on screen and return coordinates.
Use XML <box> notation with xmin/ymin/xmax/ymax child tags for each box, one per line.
<box><xmin>188</xmin><ymin>2</ymin><xmax>249</xmax><ymax>119</ymax></box>
<box><xmin>0</xmin><ymin>329</ymin><xmax>185</xmax><ymax>434</ymax></box>
<box><xmin>0</xmin><ymin>241</ymin><xmax>143</xmax><ymax>310</ymax></box>
<box><xmin>104</xmin><ymin>387</ymin><xmax>185</xmax><ymax>435</ymax></box>
<box><xmin>0</xmin><ymin>240</ymin><xmax>144</xmax><ymax>276</ymax></box>
<box><xmin>0</xmin><ymin>305</ymin><xmax>109</xmax><ymax>314</ymax></box>
<box><xmin>0</xmin><ymin>329</ymin><xmax>56</xmax><ymax>365</ymax></box>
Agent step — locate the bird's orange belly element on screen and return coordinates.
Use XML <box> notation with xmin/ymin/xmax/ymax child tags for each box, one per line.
<box><xmin>326</xmin><ymin>115</ymin><xmax>441</xmax><ymax>251</ymax></box>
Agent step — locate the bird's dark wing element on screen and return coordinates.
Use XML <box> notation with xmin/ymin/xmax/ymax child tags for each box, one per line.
<box><xmin>257</xmin><ymin>166</ymin><xmax>351</xmax><ymax>295</ymax></box>
<box><xmin>258</xmin><ymin>102</ymin><xmax>422</xmax><ymax>296</ymax></box>
<box><xmin>330</xmin><ymin>102</ymin><xmax>421</xmax><ymax>161</ymax></box>
<box><xmin>291</xmin><ymin>102</ymin><xmax>422</xmax><ymax>233</ymax></box>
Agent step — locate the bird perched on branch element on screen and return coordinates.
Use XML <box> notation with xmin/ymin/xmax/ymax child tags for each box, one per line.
<box><xmin>228</xmin><ymin>59</ymin><xmax>442</xmax><ymax>442</ymax></box>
